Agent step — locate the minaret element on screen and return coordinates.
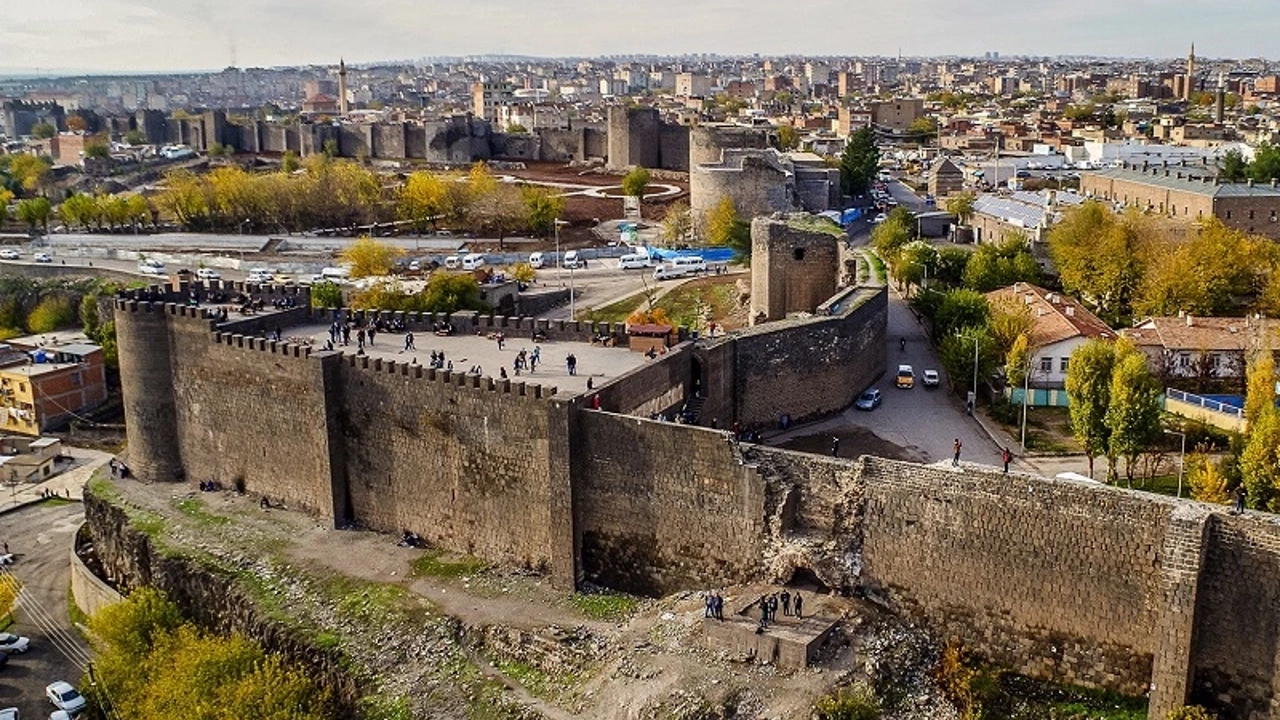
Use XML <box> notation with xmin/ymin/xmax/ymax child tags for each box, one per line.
<box><xmin>1214</xmin><ymin>72</ymin><xmax>1226</xmax><ymax>124</ymax></box>
<box><xmin>1185</xmin><ymin>44</ymin><xmax>1195</xmax><ymax>101</ymax></box>
<box><xmin>338</xmin><ymin>58</ymin><xmax>349</xmax><ymax>116</ymax></box>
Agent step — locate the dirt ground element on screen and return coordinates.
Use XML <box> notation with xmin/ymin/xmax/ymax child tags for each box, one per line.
<box><xmin>97</xmin><ymin>475</ymin><xmax>958</xmax><ymax>720</ymax></box>
<box><xmin>780</xmin><ymin>427</ymin><xmax>926</xmax><ymax>463</ymax></box>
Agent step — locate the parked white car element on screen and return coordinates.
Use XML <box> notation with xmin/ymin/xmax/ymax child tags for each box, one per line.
<box><xmin>45</xmin><ymin>682</ymin><xmax>86</xmax><ymax>714</ymax></box>
<box><xmin>246</xmin><ymin>270</ymin><xmax>275</xmax><ymax>284</ymax></box>
<box><xmin>0</xmin><ymin>632</ymin><xmax>28</xmax><ymax>653</ymax></box>
<box><xmin>33</xmin><ymin>252</ymin><xmax>53</xmax><ymax>263</ymax></box>
<box><xmin>0</xmin><ymin>249</ymin><xmax>18</xmax><ymax>260</ymax></box>
<box><xmin>195</xmin><ymin>267</ymin><xmax>221</xmax><ymax>280</ymax></box>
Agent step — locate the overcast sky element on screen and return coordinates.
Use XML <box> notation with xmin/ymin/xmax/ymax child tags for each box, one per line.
<box><xmin>3</xmin><ymin>0</ymin><xmax>1277</xmax><ymax>73</ymax></box>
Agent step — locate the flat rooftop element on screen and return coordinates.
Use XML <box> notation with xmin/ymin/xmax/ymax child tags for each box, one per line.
<box><xmin>289</xmin><ymin>322</ymin><xmax>649</xmax><ymax>397</ymax></box>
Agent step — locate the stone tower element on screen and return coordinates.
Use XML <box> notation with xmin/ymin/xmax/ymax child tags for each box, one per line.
<box><xmin>749</xmin><ymin>214</ymin><xmax>840</xmax><ymax>325</ymax></box>
<box><xmin>1185</xmin><ymin>44</ymin><xmax>1195</xmax><ymax>101</ymax></box>
<box><xmin>115</xmin><ymin>299</ymin><xmax>184</xmax><ymax>481</ymax></box>
<box><xmin>338</xmin><ymin>58</ymin><xmax>349</xmax><ymax>116</ymax></box>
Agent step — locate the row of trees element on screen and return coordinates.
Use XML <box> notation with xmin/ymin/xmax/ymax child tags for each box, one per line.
<box><xmin>659</xmin><ymin>198</ymin><xmax>752</xmax><ymax>260</ymax></box>
<box><xmin>155</xmin><ymin>160</ymin><xmax>567</xmax><ymax>243</ymax></box>
<box><xmin>1049</xmin><ymin>202</ymin><xmax>1280</xmax><ymax>326</ymax></box>
<box><xmin>874</xmin><ymin>206</ymin><xmax>1041</xmax><ymax>294</ymax></box>
<box><xmin>1219</xmin><ymin>143</ymin><xmax>1280</xmax><ymax>183</ymax></box>
<box><xmin>59</xmin><ymin>192</ymin><xmax>152</xmax><ymax>232</ymax></box>
<box><xmin>1063</xmin><ymin>339</ymin><xmax>1164</xmax><ymax>481</ymax></box>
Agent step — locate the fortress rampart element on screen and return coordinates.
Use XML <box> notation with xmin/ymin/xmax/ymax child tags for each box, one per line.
<box><xmin>108</xmin><ymin>275</ymin><xmax>1280</xmax><ymax>719</ymax></box>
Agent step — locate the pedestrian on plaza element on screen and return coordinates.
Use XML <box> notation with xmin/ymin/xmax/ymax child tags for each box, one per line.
<box><xmin>497</xmin><ymin>333</ymin><xmax>505</xmax><ymax>351</ymax></box>
<box><xmin>704</xmin><ymin>592</ymin><xmax>714</xmax><ymax>618</ymax></box>
<box><xmin>586</xmin><ymin>376</ymin><xmax>593</xmax><ymax>391</ymax></box>
<box><xmin>566</xmin><ymin>353</ymin><xmax>577</xmax><ymax>376</ymax></box>
<box><xmin>1002</xmin><ymin>447</ymin><xmax>1013</xmax><ymax>473</ymax></box>
<box><xmin>404</xmin><ymin>332</ymin><xmax>415</xmax><ymax>351</ymax></box>
<box><xmin>356</xmin><ymin>328</ymin><xmax>366</xmax><ymax>350</ymax></box>
<box><xmin>781</xmin><ymin>590</ymin><xmax>791</xmax><ymax>617</ymax></box>
<box><xmin>342</xmin><ymin>325</ymin><xmax>350</xmax><ymax>345</ymax></box>
<box><xmin>1234</xmin><ymin>484</ymin><xmax>1247</xmax><ymax>514</ymax></box>
<box><xmin>831</xmin><ymin>435</ymin><xmax>841</xmax><ymax>458</ymax></box>
<box><xmin>500</xmin><ymin>367</ymin><xmax>508</xmax><ymax>380</ymax></box>
<box><xmin>2</xmin><ymin>541</ymin><xmax>7</xmax><ymax>554</ymax></box>
<box><xmin>768</xmin><ymin>594</ymin><xmax>778</xmax><ymax>622</ymax></box>
<box><xmin>367</xmin><ymin>326</ymin><xmax>376</xmax><ymax>346</ymax></box>
<box><xmin>793</xmin><ymin>593</ymin><xmax>803</xmax><ymax>619</ymax></box>
<box><xmin>759</xmin><ymin>596</ymin><xmax>770</xmax><ymax>627</ymax></box>
<box><xmin>953</xmin><ymin>438</ymin><xmax>962</xmax><ymax>467</ymax></box>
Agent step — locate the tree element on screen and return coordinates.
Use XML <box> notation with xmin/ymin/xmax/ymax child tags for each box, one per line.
<box><xmin>471</xmin><ymin>184</ymin><xmax>525</xmax><ymax>249</ymax></box>
<box><xmin>0</xmin><ymin>188</ymin><xmax>12</xmax><ymax>211</ymax></box>
<box><xmin>1105</xmin><ymin>349</ymin><xmax>1163</xmax><ymax>484</ymax></box>
<box><xmin>872</xmin><ymin>207</ymin><xmax>915</xmax><ymax>268</ymax></box>
<box><xmin>309</xmin><ymin>281</ymin><xmax>344</xmax><ymax>309</ymax></box>
<box><xmin>30</xmin><ymin>122</ymin><xmax>56</xmax><ymax>139</ymax></box>
<box><xmin>660</xmin><ymin>201</ymin><xmax>693</xmax><ymax>247</ymax></box>
<box><xmin>621</xmin><ymin>166</ymin><xmax>650</xmax><ymax>198</ymax></box>
<box><xmin>281</xmin><ymin>150</ymin><xmax>301</xmax><ymax>174</ymax></box>
<box><xmin>775</xmin><ymin>125</ymin><xmax>800</xmax><ymax>152</ymax></box>
<box><xmin>7</xmin><ymin>154</ymin><xmax>51</xmax><ymax>194</ymax></box>
<box><xmin>934</xmin><ymin>246</ymin><xmax>971</xmax><ymax>285</ymax></box>
<box><xmin>420</xmin><ymin>273</ymin><xmax>485</xmax><ymax>312</ymax></box>
<box><xmin>505</xmin><ymin>123</ymin><xmax>529</xmax><ymax>134</ymax></box>
<box><xmin>704</xmin><ymin>196</ymin><xmax>742</xmax><ymax>247</ymax></box>
<box><xmin>59</xmin><ymin>193</ymin><xmax>98</xmax><ymax>231</ymax></box>
<box><xmin>1220</xmin><ymin>149</ymin><xmax>1248</xmax><ymax>182</ymax></box>
<box><xmin>520</xmin><ymin>185</ymin><xmax>564</xmax><ymax>238</ymax></box>
<box><xmin>1065</xmin><ymin>340</ymin><xmax>1117</xmax><ymax>478</ymax></box>
<box><xmin>1005</xmin><ymin>332</ymin><xmax>1032</xmax><ymax>387</ymax></box>
<box><xmin>939</xmin><ymin>325</ymin><xmax>998</xmax><ymax>395</ymax></box>
<box><xmin>962</xmin><ymin>234</ymin><xmax>1040</xmax><ymax>292</ymax></box>
<box><xmin>398</xmin><ymin>171</ymin><xmax>451</xmax><ymax>233</ymax></box>
<box><xmin>1244</xmin><ymin>353</ymin><xmax>1277</xmax><ymax>429</ymax></box>
<box><xmin>1241</xmin><ymin>406</ymin><xmax>1280</xmax><ymax>510</ymax></box>
<box><xmin>0</xmin><ymin>574</ymin><xmax>17</xmax><ymax>623</ymax></box>
<box><xmin>907</xmin><ymin>116</ymin><xmax>938</xmax><ymax>138</ymax></box>
<box><xmin>1187</xmin><ymin>454</ymin><xmax>1231</xmax><ymax>504</ymax></box>
<box><xmin>15</xmin><ymin>197</ymin><xmax>52</xmax><ymax>233</ymax></box>
<box><xmin>509</xmin><ymin>262</ymin><xmax>536</xmax><ymax>284</ymax></box>
<box><xmin>896</xmin><ymin>240</ymin><xmax>938</xmax><ymax>289</ymax></box>
<box><xmin>1135</xmin><ymin>220</ymin><xmax>1270</xmax><ymax>317</ymax></box>
<box><xmin>124</xmin><ymin>129</ymin><xmax>147</xmax><ymax>146</ymax></box>
<box><xmin>27</xmin><ymin>296</ymin><xmax>76</xmax><ymax>333</ymax></box>
<box><xmin>988</xmin><ymin>298</ymin><xmax>1035</xmax><ymax>360</ymax></box>
<box><xmin>1165</xmin><ymin>707</ymin><xmax>1218</xmax><ymax>720</ymax></box>
<box><xmin>1247</xmin><ymin>142</ymin><xmax>1280</xmax><ymax>183</ymax></box>
<box><xmin>839</xmin><ymin>127</ymin><xmax>879</xmax><ymax>196</ymax></box>
<box><xmin>340</xmin><ymin>236</ymin><xmax>403</xmax><ymax>278</ymax></box>
<box><xmin>935</xmin><ymin>289</ymin><xmax>990</xmax><ymax>340</ymax></box>
<box><xmin>1048</xmin><ymin>202</ymin><xmax>1150</xmax><ymax>325</ymax></box>
<box><xmin>945</xmin><ymin>191</ymin><xmax>976</xmax><ymax>225</ymax></box>
<box><xmin>84</xmin><ymin>141</ymin><xmax>111</xmax><ymax>160</ymax></box>
<box><xmin>66</xmin><ymin>115</ymin><xmax>88</xmax><ymax>133</ymax></box>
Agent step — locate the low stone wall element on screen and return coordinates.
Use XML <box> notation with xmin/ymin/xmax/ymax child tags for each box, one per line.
<box><xmin>70</xmin><ymin>524</ymin><xmax>124</xmax><ymax>619</ymax></box>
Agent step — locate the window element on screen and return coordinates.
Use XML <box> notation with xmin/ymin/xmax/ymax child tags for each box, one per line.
<box><xmin>1177</xmin><ymin>352</ymin><xmax>1192</xmax><ymax>369</ymax></box>
<box><xmin>793</xmin><ymin>247</ymin><xmax>806</xmax><ymax>261</ymax></box>
<box><xmin>1226</xmin><ymin>210</ymin><xmax>1233</xmax><ymax>219</ymax></box>
<box><xmin>1250</xmin><ymin>209</ymin><xmax>1256</xmax><ymax>219</ymax></box>
<box><xmin>1039</xmin><ymin>356</ymin><xmax>1053</xmax><ymax>374</ymax></box>
<box><xmin>1272</xmin><ymin>211</ymin><xmax>1277</xmax><ymax>223</ymax></box>
<box><xmin>18</xmin><ymin>383</ymin><xmax>25</xmax><ymax>393</ymax></box>
<box><xmin>1059</xmin><ymin>357</ymin><xmax>1070</xmax><ymax>373</ymax></box>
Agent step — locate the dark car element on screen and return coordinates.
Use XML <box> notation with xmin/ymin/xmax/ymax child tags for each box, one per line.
<box><xmin>855</xmin><ymin>388</ymin><xmax>882</xmax><ymax>410</ymax></box>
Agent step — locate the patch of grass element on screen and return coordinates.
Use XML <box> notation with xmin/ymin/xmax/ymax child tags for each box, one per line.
<box><xmin>128</xmin><ymin>509</ymin><xmax>167</xmax><ymax>539</ymax></box>
<box><xmin>577</xmin><ymin>290</ymin><xmax>648</xmax><ymax>324</ymax></box>
<box><xmin>314</xmin><ymin>630</ymin><xmax>341</xmax><ymax>650</ymax></box>
<box><xmin>653</xmin><ymin>279</ymin><xmax>739</xmax><ymax>329</ymax></box>
<box><xmin>411</xmin><ymin>550</ymin><xmax>489</xmax><ymax>579</ymax></box>
<box><xmin>865</xmin><ymin>251</ymin><xmax>887</xmax><ymax>283</ymax></box>
<box><xmin>787</xmin><ymin>215</ymin><xmax>845</xmax><ymax>238</ymax></box>
<box><xmin>468</xmin><ymin>678</ymin><xmax>527</xmax><ymax>720</ymax></box>
<box><xmin>493</xmin><ymin>657</ymin><xmax>552</xmax><ymax>697</ymax></box>
<box><xmin>40</xmin><ymin>496</ymin><xmax>75</xmax><ymax>507</ymax></box>
<box><xmin>86</xmin><ymin>473</ymin><xmax>121</xmax><ymax>502</ymax></box>
<box><xmin>358</xmin><ymin>693</ymin><xmax>412</xmax><ymax>720</ymax></box>
<box><xmin>570</xmin><ymin>590</ymin><xmax>639</xmax><ymax>621</ymax></box>
<box><xmin>174</xmin><ymin>497</ymin><xmax>231</xmax><ymax>526</ymax></box>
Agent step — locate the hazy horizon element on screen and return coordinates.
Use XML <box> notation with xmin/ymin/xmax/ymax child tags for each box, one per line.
<box><xmin>4</xmin><ymin>0</ymin><xmax>1277</xmax><ymax>74</ymax></box>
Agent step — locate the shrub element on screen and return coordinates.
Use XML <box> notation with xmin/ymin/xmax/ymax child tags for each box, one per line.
<box><xmin>26</xmin><ymin>295</ymin><xmax>76</xmax><ymax>333</ymax></box>
<box><xmin>1166</xmin><ymin>707</ymin><xmax>1217</xmax><ymax>720</ymax></box>
<box><xmin>813</xmin><ymin>683</ymin><xmax>880</xmax><ymax>720</ymax></box>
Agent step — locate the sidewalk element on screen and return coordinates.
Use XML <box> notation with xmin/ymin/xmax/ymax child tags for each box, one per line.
<box><xmin>0</xmin><ymin>445</ymin><xmax>113</xmax><ymax>514</ymax></box>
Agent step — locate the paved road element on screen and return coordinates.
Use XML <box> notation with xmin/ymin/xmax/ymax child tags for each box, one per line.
<box><xmin>0</xmin><ymin>502</ymin><xmax>92</xmax><ymax>719</ymax></box>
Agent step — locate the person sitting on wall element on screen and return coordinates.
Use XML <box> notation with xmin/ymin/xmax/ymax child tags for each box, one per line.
<box><xmin>532</xmin><ymin>329</ymin><xmax>547</xmax><ymax>343</ymax></box>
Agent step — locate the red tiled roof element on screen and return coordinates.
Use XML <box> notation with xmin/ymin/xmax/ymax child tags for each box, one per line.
<box><xmin>984</xmin><ymin>283</ymin><xmax>1114</xmax><ymax>346</ymax></box>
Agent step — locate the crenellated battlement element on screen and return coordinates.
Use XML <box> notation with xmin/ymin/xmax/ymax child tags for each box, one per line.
<box><xmin>339</xmin><ymin>351</ymin><xmax>557</xmax><ymax>400</ymax></box>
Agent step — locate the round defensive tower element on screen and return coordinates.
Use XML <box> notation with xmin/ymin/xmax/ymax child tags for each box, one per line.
<box><xmin>115</xmin><ymin>298</ymin><xmax>184</xmax><ymax>481</ymax></box>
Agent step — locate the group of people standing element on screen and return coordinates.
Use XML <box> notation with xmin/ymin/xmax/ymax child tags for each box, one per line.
<box><xmin>756</xmin><ymin>590</ymin><xmax>803</xmax><ymax>631</ymax></box>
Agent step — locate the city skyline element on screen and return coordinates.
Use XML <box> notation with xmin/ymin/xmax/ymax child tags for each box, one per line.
<box><xmin>3</xmin><ymin>0</ymin><xmax>1277</xmax><ymax>74</ymax></box>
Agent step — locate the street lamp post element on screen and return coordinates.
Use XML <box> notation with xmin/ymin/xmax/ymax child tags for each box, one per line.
<box><xmin>1020</xmin><ymin>356</ymin><xmax>1031</xmax><ymax>452</ymax></box>
<box><xmin>1165</xmin><ymin>429</ymin><xmax>1187</xmax><ymax>498</ymax></box>
<box><xmin>554</xmin><ymin>218</ymin><xmax>568</xmax><ymax>288</ymax></box>
<box><xmin>969</xmin><ymin>334</ymin><xmax>979</xmax><ymax>416</ymax></box>
<box><xmin>569</xmin><ymin>264</ymin><xmax>576</xmax><ymax>320</ymax></box>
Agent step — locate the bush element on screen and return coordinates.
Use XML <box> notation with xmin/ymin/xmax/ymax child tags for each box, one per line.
<box><xmin>814</xmin><ymin>683</ymin><xmax>880</xmax><ymax>720</ymax></box>
<box><xmin>310</xmin><ymin>281</ymin><xmax>344</xmax><ymax>309</ymax></box>
<box><xmin>1165</xmin><ymin>707</ymin><xmax>1217</xmax><ymax>720</ymax></box>
<box><xmin>26</xmin><ymin>295</ymin><xmax>76</xmax><ymax>333</ymax></box>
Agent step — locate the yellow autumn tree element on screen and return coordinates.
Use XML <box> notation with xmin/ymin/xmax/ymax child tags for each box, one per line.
<box><xmin>339</xmin><ymin>236</ymin><xmax>403</xmax><ymax>278</ymax></box>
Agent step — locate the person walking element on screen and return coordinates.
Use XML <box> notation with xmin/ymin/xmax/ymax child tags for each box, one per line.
<box><xmin>831</xmin><ymin>435</ymin><xmax>841</xmax><ymax>458</ymax></box>
<box><xmin>356</xmin><ymin>327</ymin><xmax>366</xmax><ymax>350</ymax></box>
<box><xmin>780</xmin><ymin>590</ymin><xmax>791</xmax><ymax>617</ymax></box>
<box><xmin>952</xmin><ymin>438</ymin><xmax>962</xmax><ymax>467</ymax></box>
<box><xmin>367</xmin><ymin>326</ymin><xmax>376</xmax><ymax>346</ymax></box>
<box><xmin>1234</xmin><ymin>484</ymin><xmax>1247</xmax><ymax>514</ymax></box>
<box><xmin>404</xmin><ymin>332</ymin><xmax>415</xmax><ymax>351</ymax></box>
<box><xmin>1001</xmin><ymin>447</ymin><xmax>1012</xmax><ymax>473</ymax></box>
<box><xmin>713</xmin><ymin>593</ymin><xmax>724</xmax><ymax>621</ymax></box>
<box><xmin>793</xmin><ymin>593</ymin><xmax>804</xmax><ymax>619</ymax></box>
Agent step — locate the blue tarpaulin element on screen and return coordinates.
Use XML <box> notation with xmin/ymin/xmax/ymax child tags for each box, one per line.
<box><xmin>644</xmin><ymin>247</ymin><xmax>737</xmax><ymax>263</ymax></box>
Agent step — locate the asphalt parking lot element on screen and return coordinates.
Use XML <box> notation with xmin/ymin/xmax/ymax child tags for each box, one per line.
<box><xmin>0</xmin><ymin>501</ymin><xmax>92</xmax><ymax>718</ymax></box>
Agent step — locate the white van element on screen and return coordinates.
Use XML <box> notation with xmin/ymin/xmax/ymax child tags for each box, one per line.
<box><xmin>653</xmin><ymin>265</ymin><xmax>688</xmax><ymax>281</ymax></box>
<box><xmin>138</xmin><ymin>258</ymin><xmax>166</xmax><ymax>276</ymax></box>
<box><xmin>444</xmin><ymin>255</ymin><xmax>461</xmax><ymax>270</ymax></box>
<box><xmin>528</xmin><ymin>252</ymin><xmax>545</xmax><ymax>269</ymax></box>
<box><xmin>320</xmin><ymin>266</ymin><xmax>351</xmax><ymax>282</ymax></box>
<box><xmin>671</xmin><ymin>256</ymin><xmax>707</xmax><ymax>274</ymax></box>
<box><xmin>462</xmin><ymin>253</ymin><xmax>487</xmax><ymax>270</ymax></box>
<box><xmin>246</xmin><ymin>269</ymin><xmax>274</xmax><ymax>284</ymax></box>
<box><xmin>562</xmin><ymin>250</ymin><xmax>585</xmax><ymax>269</ymax></box>
<box><xmin>618</xmin><ymin>253</ymin><xmax>650</xmax><ymax>270</ymax></box>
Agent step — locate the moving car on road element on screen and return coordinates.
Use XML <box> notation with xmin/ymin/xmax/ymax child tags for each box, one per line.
<box><xmin>0</xmin><ymin>250</ymin><xmax>18</xmax><ymax>260</ymax></box>
<box><xmin>895</xmin><ymin>364</ymin><xmax>915</xmax><ymax>389</ymax></box>
<box><xmin>922</xmin><ymin>369</ymin><xmax>940</xmax><ymax>387</ymax></box>
<box><xmin>855</xmin><ymin>388</ymin><xmax>882</xmax><ymax>410</ymax></box>
<box><xmin>33</xmin><ymin>252</ymin><xmax>52</xmax><ymax>263</ymax></box>
<box><xmin>195</xmin><ymin>267</ymin><xmax>221</xmax><ymax>280</ymax></box>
